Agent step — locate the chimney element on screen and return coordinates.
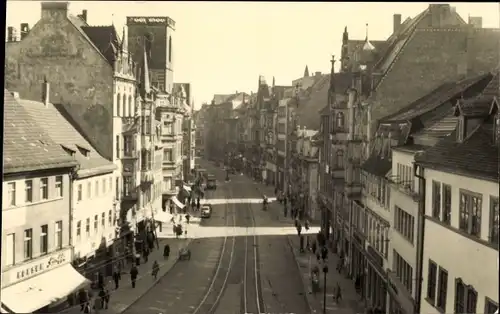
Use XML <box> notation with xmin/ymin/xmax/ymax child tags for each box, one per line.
<box><xmin>315</xmin><ymin>71</ymin><xmax>321</xmax><ymax>77</ymax></box>
<box><xmin>42</xmin><ymin>79</ymin><xmax>50</xmax><ymax>107</ymax></box>
<box><xmin>7</xmin><ymin>27</ymin><xmax>14</xmax><ymax>42</ymax></box>
<box><xmin>468</xmin><ymin>16</ymin><xmax>483</xmax><ymax>28</ymax></box>
<box><xmin>81</xmin><ymin>10</ymin><xmax>87</xmax><ymax>22</ymax></box>
<box><xmin>20</xmin><ymin>23</ymin><xmax>30</xmax><ymax>40</ymax></box>
<box><xmin>393</xmin><ymin>14</ymin><xmax>402</xmax><ymax>33</ymax></box>
<box><xmin>41</xmin><ymin>2</ymin><xmax>69</xmax><ymax>20</ymax></box>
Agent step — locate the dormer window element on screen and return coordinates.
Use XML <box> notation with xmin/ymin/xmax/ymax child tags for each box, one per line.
<box><xmin>77</xmin><ymin>145</ymin><xmax>90</xmax><ymax>157</ymax></box>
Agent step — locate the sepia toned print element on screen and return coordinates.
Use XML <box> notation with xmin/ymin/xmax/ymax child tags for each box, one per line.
<box><xmin>2</xmin><ymin>2</ymin><xmax>499</xmax><ymax>314</ymax></box>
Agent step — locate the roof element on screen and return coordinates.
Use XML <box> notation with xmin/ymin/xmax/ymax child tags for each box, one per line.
<box><xmin>413</xmin><ymin>112</ymin><xmax>458</xmax><ymax>140</ymax></box>
<box><xmin>361</xmin><ymin>154</ymin><xmax>392</xmax><ymax>177</ymax></box>
<box><xmin>415</xmin><ymin>122</ymin><xmax>498</xmax><ymax>182</ymax></box>
<box><xmin>4</xmin><ymin>91</ymin><xmax>77</xmax><ymax>174</ymax></box>
<box><xmin>383</xmin><ymin>73</ymin><xmax>493</xmax><ymax>122</ymax></box>
<box><xmin>456</xmin><ymin>71</ymin><xmax>499</xmax><ymax>116</ymax></box>
<box><xmin>371</xmin><ymin>26</ymin><xmax>499</xmax><ymax>121</ymax></box>
<box><xmin>213</xmin><ymin>94</ymin><xmax>232</xmax><ymax>105</ymax></box>
<box><xmin>81</xmin><ymin>25</ymin><xmax>121</xmax><ymax>65</ymax></box>
<box><xmin>295</xmin><ymin>73</ymin><xmax>352</xmax><ymax>130</ymax></box>
<box><xmin>18</xmin><ymin>98</ymin><xmax>116</xmax><ymax>177</ymax></box>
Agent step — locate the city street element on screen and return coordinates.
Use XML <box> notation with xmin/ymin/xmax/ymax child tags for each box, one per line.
<box><xmin>122</xmin><ymin>159</ymin><xmax>310</xmax><ymax>314</ymax></box>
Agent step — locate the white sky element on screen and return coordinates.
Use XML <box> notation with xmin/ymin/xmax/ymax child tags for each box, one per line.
<box><xmin>6</xmin><ymin>1</ymin><xmax>499</xmax><ymax>109</ymax></box>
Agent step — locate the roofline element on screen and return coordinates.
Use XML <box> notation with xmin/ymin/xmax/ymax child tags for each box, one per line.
<box><xmin>414</xmin><ymin>161</ymin><xmax>499</xmax><ymax>184</ymax></box>
<box><xmin>4</xmin><ymin>161</ymin><xmax>78</xmax><ymax>176</ymax></box>
<box><xmin>76</xmin><ymin>163</ymin><xmax>117</xmax><ymax>179</ymax></box>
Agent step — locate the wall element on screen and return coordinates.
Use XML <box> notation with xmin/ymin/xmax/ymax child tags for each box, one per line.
<box><xmin>4</xmin><ymin>11</ymin><xmax>114</xmax><ymax>160</ymax></box>
<box><xmin>72</xmin><ymin>173</ymin><xmax>115</xmax><ymax>258</ymax></box>
<box><xmin>2</xmin><ymin>170</ymin><xmax>72</xmax><ymax>275</ymax></box>
<box><xmin>420</xmin><ymin>168</ymin><xmax>498</xmax><ymax>314</ymax></box>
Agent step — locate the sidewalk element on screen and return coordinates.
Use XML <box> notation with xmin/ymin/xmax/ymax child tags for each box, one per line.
<box><xmin>62</xmin><ymin>236</ymin><xmax>194</xmax><ymax>314</ymax></box>
<box><xmin>287</xmin><ymin>235</ymin><xmax>366</xmax><ymax>314</ymax></box>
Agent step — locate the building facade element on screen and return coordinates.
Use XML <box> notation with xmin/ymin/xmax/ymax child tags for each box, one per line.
<box><xmin>1</xmin><ymin>91</ymin><xmax>86</xmax><ymax>314</ymax></box>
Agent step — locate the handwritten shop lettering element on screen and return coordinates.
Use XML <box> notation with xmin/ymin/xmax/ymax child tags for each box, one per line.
<box><xmin>16</xmin><ymin>253</ymin><xmax>66</xmax><ymax>280</ymax></box>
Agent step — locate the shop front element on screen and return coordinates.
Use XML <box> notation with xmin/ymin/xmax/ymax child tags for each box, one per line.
<box><xmin>351</xmin><ymin>230</ymin><xmax>367</xmax><ymax>298</ymax></box>
<box><xmin>365</xmin><ymin>245</ymin><xmax>388</xmax><ymax>312</ymax></box>
<box><xmin>387</xmin><ymin>270</ymin><xmax>415</xmax><ymax>314</ymax></box>
<box><xmin>1</xmin><ymin>248</ymin><xmax>88</xmax><ymax>313</ymax></box>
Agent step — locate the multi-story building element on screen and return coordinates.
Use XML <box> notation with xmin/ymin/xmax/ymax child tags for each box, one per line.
<box><xmin>318</xmin><ymin>5</ymin><xmax>499</xmax><ymax>313</ymax></box>
<box><xmin>4</xmin><ymin>2</ymin><xmax>143</xmax><ymax>263</ymax></box>
<box><xmin>126</xmin><ymin>16</ymin><xmax>175</xmax><ymax>93</ymax></box>
<box><xmin>174</xmin><ymin>83</ymin><xmax>196</xmax><ymax>181</ymax></box>
<box><xmin>415</xmin><ymin>79</ymin><xmax>499</xmax><ymax>314</ymax></box>
<box><xmin>277</xmin><ymin>98</ymin><xmax>291</xmax><ymax>191</ymax></box>
<box><xmin>2</xmin><ymin>91</ymin><xmax>86</xmax><ymax>314</ymax></box>
<box><xmin>17</xmin><ymin>81</ymin><xmax>121</xmax><ymax>281</ymax></box>
<box><xmin>193</xmin><ymin>104</ymin><xmax>210</xmax><ymax>155</ymax></box>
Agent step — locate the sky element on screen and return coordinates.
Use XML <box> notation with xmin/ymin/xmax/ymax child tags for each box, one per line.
<box><xmin>6</xmin><ymin>1</ymin><xmax>499</xmax><ymax>109</ymax></box>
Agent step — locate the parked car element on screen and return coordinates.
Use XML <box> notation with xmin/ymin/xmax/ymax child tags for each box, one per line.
<box><xmin>201</xmin><ymin>205</ymin><xmax>212</xmax><ymax>218</ymax></box>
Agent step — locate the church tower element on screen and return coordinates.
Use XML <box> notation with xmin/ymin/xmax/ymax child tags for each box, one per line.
<box><xmin>340</xmin><ymin>26</ymin><xmax>349</xmax><ymax>72</ymax></box>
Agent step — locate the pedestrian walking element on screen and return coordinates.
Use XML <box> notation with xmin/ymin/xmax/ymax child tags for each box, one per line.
<box><xmin>130</xmin><ymin>265</ymin><xmax>138</xmax><ymax>288</ymax></box>
<box><xmin>78</xmin><ymin>288</ymin><xmax>89</xmax><ymax>312</ymax></box>
<box><xmin>333</xmin><ymin>282</ymin><xmax>342</xmax><ymax>303</ymax></box>
<box><xmin>163</xmin><ymin>244</ymin><xmax>170</xmax><ymax>259</ymax></box>
<box><xmin>185</xmin><ymin>213</ymin><xmax>191</xmax><ymax>224</ymax></box>
<box><xmin>98</xmin><ymin>287</ymin><xmax>109</xmax><ymax>309</ymax></box>
<box><xmin>311</xmin><ymin>240</ymin><xmax>317</xmax><ymax>255</ymax></box>
<box><xmin>112</xmin><ymin>269</ymin><xmax>121</xmax><ymax>290</ymax></box>
<box><xmin>143</xmin><ymin>247</ymin><xmax>149</xmax><ymax>263</ymax></box>
<box><xmin>152</xmin><ymin>261</ymin><xmax>160</xmax><ymax>280</ymax></box>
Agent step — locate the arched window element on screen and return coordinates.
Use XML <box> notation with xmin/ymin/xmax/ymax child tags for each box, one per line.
<box><xmin>116</xmin><ymin>93</ymin><xmax>121</xmax><ymax>116</ymax></box>
<box><xmin>122</xmin><ymin>94</ymin><xmax>127</xmax><ymax>116</ymax></box>
<box><xmin>129</xmin><ymin>96</ymin><xmax>133</xmax><ymax>117</ymax></box>
<box><xmin>336</xmin><ymin>112</ymin><xmax>345</xmax><ymax>130</ymax></box>
<box><xmin>336</xmin><ymin>150</ymin><xmax>344</xmax><ymax>169</ymax></box>
<box><xmin>168</xmin><ymin>36</ymin><xmax>172</xmax><ymax>63</ymax></box>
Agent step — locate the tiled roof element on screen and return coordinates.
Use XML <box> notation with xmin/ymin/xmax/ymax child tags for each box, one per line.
<box><xmin>81</xmin><ymin>25</ymin><xmax>121</xmax><ymax>65</ymax></box>
<box><xmin>361</xmin><ymin>154</ymin><xmax>392</xmax><ymax>177</ymax></box>
<box><xmin>18</xmin><ymin>98</ymin><xmax>116</xmax><ymax>176</ymax></box>
<box><xmin>371</xmin><ymin>27</ymin><xmax>500</xmax><ymax>121</ymax></box>
<box><xmin>457</xmin><ymin>71</ymin><xmax>499</xmax><ymax>116</ymax></box>
<box><xmin>415</xmin><ymin>122</ymin><xmax>498</xmax><ymax>182</ymax></box>
<box><xmin>383</xmin><ymin>73</ymin><xmax>492</xmax><ymax>122</ymax></box>
<box><xmin>213</xmin><ymin>94</ymin><xmax>232</xmax><ymax>105</ymax></box>
<box><xmin>413</xmin><ymin>112</ymin><xmax>458</xmax><ymax>141</ymax></box>
<box><xmin>66</xmin><ymin>15</ymin><xmax>112</xmax><ymax>65</ymax></box>
<box><xmin>4</xmin><ymin>91</ymin><xmax>77</xmax><ymax>174</ymax></box>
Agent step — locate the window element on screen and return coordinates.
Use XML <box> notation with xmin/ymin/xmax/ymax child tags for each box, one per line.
<box><xmin>24</xmin><ymin>229</ymin><xmax>33</xmax><ymax>260</ymax></box>
<box><xmin>87</xmin><ymin>182</ymin><xmax>91</xmax><ymax>198</ymax></box>
<box><xmin>101</xmin><ymin>212</ymin><xmax>105</xmax><ymax>227</ymax></box>
<box><xmin>40</xmin><ymin>178</ymin><xmax>48</xmax><ymax>200</ymax></box>
<box><xmin>442</xmin><ymin>184</ymin><xmax>451</xmax><ymax>225</ymax></box>
<box><xmin>124</xmin><ymin>135</ymin><xmax>133</xmax><ymax>155</ymax></box>
<box><xmin>128</xmin><ymin>96</ymin><xmax>133</xmax><ymax>116</ymax></box>
<box><xmin>55</xmin><ymin>221</ymin><xmax>62</xmax><ymax>249</ymax></box>
<box><xmin>25</xmin><ymin>180</ymin><xmax>33</xmax><ymax>203</ymax></box>
<box><xmin>109</xmin><ymin>177</ymin><xmax>112</xmax><ymax>193</ymax></box>
<box><xmin>102</xmin><ymin>179</ymin><xmax>106</xmax><ymax>194</ymax></box>
<box><xmin>168</xmin><ymin>35</ymin><xmax>172</xmax><ymax>63</ymax></box>
<box><xmin>116</xmin><ymin>134</ymin><xmax>121</xmax><ymax>158</ymax></box>
<box><xmin>336</xmin><ymin>112</ymin><xmax>345</xmax><ymax>130</ymax></box>
<box><xmin>7</xmin><ymin>182</ymin><xmax>16</xmax><ymax>206</ymax></box>
<box><xmin>116</xmin><ymin>93</ymin><xmax>121</xmax><ymax>116</ymax></box>
<box><xmin>95</xmin><ymin>180</ymin><xmax>99</xmax><ymax>197</ymax></box>
<box><xmin>490</xmin><ymin>197</ymin><xmax>499</xmax><ymax>247</ymax></box>
<box><xmin>426</xmin><ymin>259</ymin><xmax>437</xmax><ymax>304</ymax></box>
<box><xmin>108</xmin><ymin>210</ymin><xmax>113</xmax><ymax>226</ymax></box>
<box><xmin>55</xmin><ymin>175</ymin><xmax>63</xmax><ymax>197</ymax></box>
<box><xmin>436</xmin><ymin>267</ymin><xmax>448</xmax><ymax>312</ymax></box>
<box><xmin>94</xmin><ymin>215</ymin><xmax>99</xmax><ymax>233</ymax></box>
<box><xmin>123</xmin><ymin>94</ymin><xmax>127</xmax><ymax>116</ymax></box>
<box><xmin>164</xmin><ymin>177</ymin><xmax>172</xmax><ymax>191</ymax></box>
<box><xmin>40</xmin><ymin>224</ymin><xmax>48</xmax><ymax>255</ymax></box>
<box><xmin>76</xmin><ymin>220</ymin><xmax>82</xmax><ymax>242</ymax></box>
<box><xmin>163</xmin><ymin>148</ymin><xmax>173</xmax><ymax>162</ymax></box>
<box><xmin>459</xmin><ymin>190</ymin><xmax>482</xmax><ymax>237</ymax></box>
<box><xmin>432</xmin><ymin>181</ymin><xmax>441</xmax><ymax>219</ymax></box>
<box><xmin>394</xmin><ymin>206</ymin><xmax>414</xmax><ymax>244</ymax></box>
<box><xmin>454</xmin><ymin>279</ymin><xmax>477</xmax><ymax>314</ymax></box>
<box><xmin>485</xmin><ymin>298</ymin><xmax>498</xmax><ymax>314</ymax></box>
<box><xmin>5</xmin><ymin>233</ymin><xmax>15</xmax><ymax>267</ymax></box>
<box><xmin>393</xmin><ymin>250</ymin><xmax>413</xmax><ymax>294</ymax></box>
<box><xmin>77</xmin><ymin>184</ymin><xmax>83</xmax><ymax>201</ymax></box>
<box><xmin>123</xmin><ymin>176</ymin><xmax>132</xmax><ymax>196</ymax></box>
<box><xmin>336</xmin><ymin>150</ymin><xmax>344</xmax><ymax>169</ymax></box>
<box><xmin>86</xmin><ymin>218</ymin><xmax>90</xmax><ymax>237</ymax></box>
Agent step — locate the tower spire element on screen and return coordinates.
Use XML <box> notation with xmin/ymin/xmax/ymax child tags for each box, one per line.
<box><xmin>365</xmin><ymin>23</ymin><xmax>369</xmax><ymax>41</ymax></box>
<box><xmin>330</xmin><ymin>55</ymin><xmax>336</xmax><ymax>93</ymax></box>
<box><xmin>121</xmin><ymin>26</ymin><xmax>128</xmax><ymax>53</ymax></box>
<box><xmin>304</xmin><ymin>65</ymin><xmax>309</xmax><ymax>77</ymax></box>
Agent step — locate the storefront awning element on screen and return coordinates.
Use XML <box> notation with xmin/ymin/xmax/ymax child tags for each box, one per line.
<box><xmin>171</xmin><ymin>196</ymin><xmax>185</xmax><ymax>209</ymax></box>
<box><xmin>1</xmin><ymin>264</ymin><xmax>89</xmax><ymax>313</ymax></box>
<box><xmin>155</xmin><ymin>210</ymin><xmax>172</xmax><ymax>223</ymax></box>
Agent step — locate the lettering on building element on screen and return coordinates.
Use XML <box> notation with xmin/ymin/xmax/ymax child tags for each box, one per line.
<box><xmin>127</xmin><ymin>16</ymin><xmax>176</xmax><ymax>27</ymax></box>
<box><xmin>46</xmin><ymin>253</ymin><xmax>66</xmax><ymax>268</ymax></box>
<box><xmin>17</xmin><ymin>263</ymin><xmax>44</xmax><ymax>280</ymax></box>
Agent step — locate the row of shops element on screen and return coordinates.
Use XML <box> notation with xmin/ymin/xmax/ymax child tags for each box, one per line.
<box><xmin>318</xmin><ymin>192</ymin><xmax>412</xmax><ymax>314</ymax></box>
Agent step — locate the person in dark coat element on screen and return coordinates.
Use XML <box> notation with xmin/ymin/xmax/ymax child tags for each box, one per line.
<box><xmin>143</xmin><ymin>247</ymin><xmax>149</xmax><ymax>263</ymax></box>
<box><xmin>130</xmin><ymin>265</ymin><xmax>138</xmax><ymax>288</ymax></box>
<box><xmin>98</xmin><ymin>287</ymin><xmax>109</xmax><ymax>309</ymax></box>
<box><xmin>152</xmin><ymin>261</ymin><xmax>160</xmax><ymax>280</ymax></box>
<box><xmin>112</xmin><ymin>269</ymin><xmax>121</xmax><ymax>289</ymax></box>
<box><xmin>163</xmin><ymin>244</ymin><xmax>170</xmax><ymax>259</ymax></box>
<box><xmin>78</xmin><ymin>288</ymin><xmax>89</xmax><ymax>311</ymax></box>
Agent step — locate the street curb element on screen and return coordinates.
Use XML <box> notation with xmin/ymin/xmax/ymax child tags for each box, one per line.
<box><xmin>118</xmin><ymin>238</ymin><xmax>194</xmax><ymax>313</ymax></box>
<box><xmin>286</xmin><ymin>236</ymin><xmax>317</xmax><ymax>314</ymax></box>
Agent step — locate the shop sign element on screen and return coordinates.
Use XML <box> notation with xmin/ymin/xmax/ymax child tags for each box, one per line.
<box><xmin>127</xmin><ymin>16</ymin><xmax>175</xmax><ymax>27</ymax></box>
<box><xmin>9</xmin><ymin>248</ymin><xmax>71</xmax><ymax>285</ymax></box>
